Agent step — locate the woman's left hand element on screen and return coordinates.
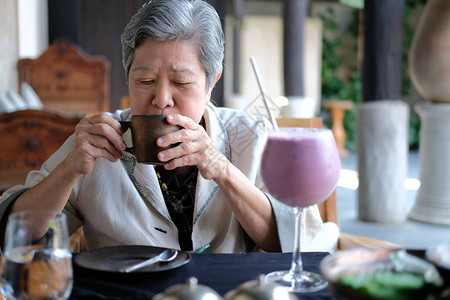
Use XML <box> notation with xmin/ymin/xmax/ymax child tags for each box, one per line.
<box><xmin>156</xmin><ymin>114</ymin><xmax>229</xmax><ymax>180</ymax></box>
<box><xmin>159</xmin><ymin>114</ymin><xmax>281</xmax><ymax>252</ymax></box>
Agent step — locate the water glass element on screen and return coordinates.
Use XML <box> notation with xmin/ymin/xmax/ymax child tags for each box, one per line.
<box><xmin>1</xmin><ymin>211</ymin><xmax>73</xmax><ymax>300</ymax></box>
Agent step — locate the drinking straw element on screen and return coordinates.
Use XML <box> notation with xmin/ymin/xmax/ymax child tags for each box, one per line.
<box><xmin>249</xmin><ymin>57</ymin><xmax>279</xmax><ymax>131</ymax></box>
<box><xmin>194</xmin><ymin>243</ymin><xmax>210</xmax><ymax>254</ymax></box>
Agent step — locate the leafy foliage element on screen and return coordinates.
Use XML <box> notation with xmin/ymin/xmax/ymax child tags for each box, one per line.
<box><xmin>403</xmin><ymin>0</ymin><xmax>424</xmax><ymax>150</ymax></box>
<box><xmin>318</xmin><ymin>1</ymin><xmax>424</xmax><ymax>152</ymax></box>
<box><xmin>318</xmin><ymin>7</ymin><xmax>361</xmax><ymax>152</ymax></box>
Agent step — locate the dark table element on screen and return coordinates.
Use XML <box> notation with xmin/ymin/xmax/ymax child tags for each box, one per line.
<box><xmin>70</xmin><ymin>251</ymin><xmax>338</xmax><ymax>299</ymax></box>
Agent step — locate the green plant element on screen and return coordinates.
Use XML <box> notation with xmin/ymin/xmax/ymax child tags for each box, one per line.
<box><xmin>318</xmin><ymin>1</ymin><xmax>424</xmax><ymax>151</ymax></box>
<box><xmin>318</xmin><ymin>7</ymin><xmax>361</xmax><ymax>152</ymax></box>
<box><xmin>403</xmin><ymin>0</ymin><xmax>424</xmax><ymax>150</ymax></box>
<box><xmin>320</xmin><ymin>8</ymin><xmax>345</xmax><ymax>100</ymax></box>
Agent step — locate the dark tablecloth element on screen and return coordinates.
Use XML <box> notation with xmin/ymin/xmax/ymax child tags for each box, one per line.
<box><xmin>70</xmin><ymin>251</ymin><xmax>338</xmax><ymax>299</ymax></box>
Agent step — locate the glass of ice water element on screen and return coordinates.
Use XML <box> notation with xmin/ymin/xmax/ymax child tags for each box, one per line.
<box><xmin>1</xmin><ymin>211</ymin><xmax>73</xmax><ymax>299</ymax></box>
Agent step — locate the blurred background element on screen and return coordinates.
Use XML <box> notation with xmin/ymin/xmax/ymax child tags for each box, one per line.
<box><xmin>0</xmin><ymin>0</ymin><xmax>427</xmax><ymax>152</ymax></box>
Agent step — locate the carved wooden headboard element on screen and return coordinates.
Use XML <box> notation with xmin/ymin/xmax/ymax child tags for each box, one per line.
<box><xmin>0</xmin><ymin>109</ymin><xmax>82</xmax><ymax>192</ymax></box>
<box><xmin>17</xmin><ymin>39</ymin><xmax>111</xmax><ymax>114</ymax></box>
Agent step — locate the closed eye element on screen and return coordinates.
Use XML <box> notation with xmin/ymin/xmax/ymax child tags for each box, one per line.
<box><xmin>174</xmin><ymin>81</ymin><xmax>190</xmax><ymax>86</ymax></box>
<box><xmin>138</xmin><ymin>79</ymin><xmax>154</xmax><ymax>85</ymax></box>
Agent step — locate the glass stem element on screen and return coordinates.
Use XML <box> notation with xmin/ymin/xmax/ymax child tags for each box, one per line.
<box><xmin>289</xmin><ymin>207</ymin><xmax>303</xmax><ymax>275</ymax></box>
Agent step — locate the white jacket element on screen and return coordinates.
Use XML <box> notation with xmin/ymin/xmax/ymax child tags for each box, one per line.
<box><xmin>0</xmin><ymin>105</ymin><xmax>323</xmax><ymax>253</ymax></box>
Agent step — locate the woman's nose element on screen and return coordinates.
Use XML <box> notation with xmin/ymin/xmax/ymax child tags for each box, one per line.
<box><xmin>152</xmin><ymin>83</ymin><xmax>174</xmax><ymax>109</ymax></box>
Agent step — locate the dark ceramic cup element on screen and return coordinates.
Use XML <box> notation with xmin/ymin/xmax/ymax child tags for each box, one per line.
<box><xmin>120</xmin><ymin>115</ymin><xmax>181</xmax><ymax>165</ymax></box>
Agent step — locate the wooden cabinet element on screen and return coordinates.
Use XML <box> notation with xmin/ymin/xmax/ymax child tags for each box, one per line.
<box><xmin>18</xmin><ymin>39</ymin><xmax>111</xmax><ymax>114</ymax></box>
<box><xmin>0</xmin><ymin>110</ymin><xmax>82</xmax><ymax>192</ymax></box>
<box><xmin>0</xmin><ymin>39</ymin><xmax>111</xmax><ymax>193</ymax></box>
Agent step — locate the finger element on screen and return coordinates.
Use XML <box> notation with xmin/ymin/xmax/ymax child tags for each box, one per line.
<box><xmin>85</xmin><ymin>113</ymin><xmax>124</xmax><ymax>135</ymax></box>
<box><xmin>86</xmin><ymin>136</ymin><xmax>124</xmax><ymax>159</ymax></box>
<box><xmin>160</xmin><ymin>138</ymin><xmax>221</xmax><ymax>171</ymax></box>
<box><xmin>164</xmin><ymin>148</ymin><xmax>225</xmax><ymax>178</ymax></box>
<box><xmin>158</xmin><ymin>114</ymin><xmax>203</xmax><ymax>147</ymax></box>
<box><xmin>99</xmin><ymin>147</ymin><xmax>123</xmax><ymax>162</ymax></box>
<box><xmin>77</xmin><ymin>121</ymin><xmax>126</xmax><ymax>151</ymax></box>
<box><xmin>157</xmin><ymin>126</ymin><xmax>202</xmax><ymax>148</ymax></box>
<box><xmin>76</xmin><ymin>140</ymin><xmax>121</xmax><ymax>163</ymax></box>
<box><xmin>163</xmin><ymin>153</ymin><xmax>197</xmax><ymax>170</ymax></box>
<box><xmin>76</xmin><ymin>130</ymin><xmax>124</xmax><ymax>160</ymax></box>
<box><xmin>158</xmin><ymin>136</ymin><xmax>204</xmax><ymax>162</ymax></box>
<box><xmin>166</xmin><ymin>114</ymin><xmax>201</xmax><ymax>131</ymax></box>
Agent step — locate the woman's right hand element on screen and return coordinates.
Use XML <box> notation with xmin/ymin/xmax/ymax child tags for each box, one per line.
<box><xmin>63</xmin><ymin>113</ymin><xmax>126</xmax><ymax>176</ymax></box>
<box><xmin>9</xmin><ymin>113</ymin><xmax>126</xmax><ymax>215</ymax></box>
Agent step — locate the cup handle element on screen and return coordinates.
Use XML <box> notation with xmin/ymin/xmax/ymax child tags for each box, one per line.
<box><xmin>119</xmin><ymin>121</ymin><xmax>134</xmax><ymax>154</ymax></box>
<box><xmin>119</xmin><ymin>120</ymin><xmax>129</xmax><ymax>130</ymax></box>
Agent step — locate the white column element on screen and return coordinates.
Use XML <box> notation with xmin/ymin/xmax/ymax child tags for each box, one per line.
<box><xmin>0</xmin><ymin>1</ymin><xmax>18</xmax><ymax>93</ymax></box>
<box><xmin>409</xmin><ymin>102</ymin><xmax>450</xmax><ymax>225</ymax></box>
<box><xmin>357</xmin><ymin>100</ymin><xmax>409</xmax><ymax>223</ymax></box>
<box><xmin>239</xmin><ymin>16</ymin><xmax>322</xmax><ymax>114</ymax></box>
<box><xmin>17</xmin><ymin>0</ymin><xmax>49</xmax><ymax>58</ymax></box>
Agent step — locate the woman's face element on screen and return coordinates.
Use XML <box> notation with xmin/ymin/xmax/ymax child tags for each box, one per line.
<box><xmin>128</xmin><ymin>38</ymin><xmax>214</xmax><ymax>123</ymax></box>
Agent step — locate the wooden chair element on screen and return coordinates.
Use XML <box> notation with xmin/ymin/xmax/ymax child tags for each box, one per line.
<box><xmin>17</xmin><ymin>39</ymin><xmax>111</xmax><ymax>114</ymax></box>
<box><xmin>322</xmin><ymin>100</ymin><xmax>354</xmax><ymax>157</ymax></box>
<box><xmin>0</xmin><ymin>109</ymin><xmax>82</xmax><ymax>193</ymax></box>
<box><xmin>276</xmin><ymin>117</ymin><xmax>401</xmax><ymax>250</ymax></box>
<box><xmin>0</xmin><ymin>109</ymin><xmax>85</xmax><ymax>250</ymax></box>
<box><xmin>121</xmin><ymin>95</ymin><xmax>130</xmax><ymax>110</ymax></box>
<box><xmin>70</xmin><ymin>227</ymin><xmax>87</xmax><ymax>253</ymax></box>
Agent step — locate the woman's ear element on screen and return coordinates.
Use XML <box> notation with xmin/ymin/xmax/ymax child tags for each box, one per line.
<box><xmin>214</xmin><ymin>73</ymin><xmax>222</xmax><ymax>84</ymax></box>
<box><xmin>206</xmin><ymin>73</ymin><xmax>222</xmax><ymax>100</ymax></box>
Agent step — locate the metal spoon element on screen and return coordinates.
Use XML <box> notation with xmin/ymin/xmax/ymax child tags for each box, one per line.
<box><xmin>120</xmin><ymin>248</ymin><xmax>178</xmax><ymax>273</ymax></box>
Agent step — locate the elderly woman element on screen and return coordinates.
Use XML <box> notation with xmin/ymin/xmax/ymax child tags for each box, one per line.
<box><xmin>0</xmin><ymin>0</ymin><xmax>323</xmax><ymax>253</ymax></box>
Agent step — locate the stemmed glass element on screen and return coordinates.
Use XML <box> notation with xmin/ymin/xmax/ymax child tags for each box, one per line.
<box><xmin>1</xmin><ymin>211</ymin><xmax>73</xmax><ymax>299</ymax></box>
<box><xmin>261</xmin><ymin>127</ymin><xmax>341</xmax><ymax>293</ymax></box>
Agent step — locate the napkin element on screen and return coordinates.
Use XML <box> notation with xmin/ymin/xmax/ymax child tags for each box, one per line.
<box><xmin>305</xmin><ymin>221</ymin><xmax>340</xmax><ymax>253</ymax></box>
<box><xmin>0</xmin><ymin>92</ymin><xmax>16</xmax><ymax>113</ymax></box>
<box><xmin>0</xmin><ymin>83</ymin><xmax>43</xmax><ymax>113</ymax></box>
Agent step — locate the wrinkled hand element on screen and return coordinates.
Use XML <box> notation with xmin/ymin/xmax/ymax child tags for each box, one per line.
<box><xmin>64</xmin><ymin>113</ymin><xmax>126</xmax><ymax>176</ymax></box>
<box><xmin>157</xmin><ymin>114</ymin><xmax>229</xmax><ymax>180</ymax></box>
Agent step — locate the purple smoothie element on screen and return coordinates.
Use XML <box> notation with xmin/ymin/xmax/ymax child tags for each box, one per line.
<box><xmin>261</xmin><ymin>128</ymin><xmax>341</xmax><ymax>208</ymax></box>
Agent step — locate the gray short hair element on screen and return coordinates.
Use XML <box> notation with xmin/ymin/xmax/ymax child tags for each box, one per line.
<box><xmin>121</xmin><ymin>0</ymin><xmax>224</xmax><ymax>90</ymax></box>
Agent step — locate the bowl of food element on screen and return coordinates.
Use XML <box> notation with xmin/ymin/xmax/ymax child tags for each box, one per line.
<box><xmin>320</xmin><ymin>248</ymin><xmax>445</xmax><ymax>300</ymax></box>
